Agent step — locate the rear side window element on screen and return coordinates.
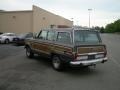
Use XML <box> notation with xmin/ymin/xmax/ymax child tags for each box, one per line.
<box><xmin>47</xmin><ymin>31</ymin><xmax>55</xmax><ymax>41</ymax></box>
<box><xmin>57</xmin><ymin>32</ymin><xmax>71</xmax><ymax>44</ymax></box>
<box><xmin>38</xmin><ymin>31</ymin><xmax>47</xmax><ymax>40</ymax></box>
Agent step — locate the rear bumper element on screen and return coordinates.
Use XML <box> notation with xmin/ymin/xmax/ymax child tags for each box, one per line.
<box><xmin>70</xmin><ymin>57</ymin><xmax>108</xmax><ymax>66</ymax></box>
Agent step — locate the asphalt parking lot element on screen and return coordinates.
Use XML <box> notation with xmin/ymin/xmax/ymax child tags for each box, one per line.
<box><xmin>0</xmin><ymin>34</ymin><xmax>120</xmax><ymax>90</ymax></box>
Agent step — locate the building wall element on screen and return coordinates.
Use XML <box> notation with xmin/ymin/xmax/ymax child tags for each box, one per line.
<box><xmin>0</xmin><ymin>11</ymin><xmax>33</xmax><ymax>34</ymax></box>
<box><xmin>0</xmin><ymin>5</ymin><xmax>73</xmax><ymax>34</ymax></box>
<box><xmin>33</xmin><ymin>6</ymin><xmax>73</xmax><ymax>33</ymax></box>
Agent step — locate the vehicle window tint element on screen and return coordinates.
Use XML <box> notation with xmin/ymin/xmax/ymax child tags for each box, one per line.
<box><xmin>10</xmin><ymin>34</ymin><xmax>15</xmax><ymax>36</ymax></box>
<box><xmin>47</xmin><ymin>31</ymin><xmax>55</xmax><ymax>41</ymax></box>
<box><xmin>74</xmin><ymin>30</ymin><xmax>100</xmax><ymax>43</ymax></box>
<box><xmin>7</xmin><ymin>34</ymin><xmax>15</xmax><ymax>36</ymax></box>
<box><xmin>84</xmin><ymin>33</ymin><xmax>99</xmax><ymax>42</ymax></box>
<box><xmin>6</xmin><ymin>34</ymin><xmax>10</xmax><ymax>36</ymax></box>
<box><xmin>57</xmin><ymin>32</ymin><xmax>71</xmax><ymax>44</ymax></box>
<box><xmin>74</xmin><ymin>32</ymin><xmax>84</xmax><ymax>42</ymax></box>
<box><xmin>26</xmin><ymin>33</ymin><xmax>33</xmax><ymax>38</ymax></box>
<box><xmin>38</xmin><ymin>31</ymin><xmax>47</xmax><ymax>40</ymax></box>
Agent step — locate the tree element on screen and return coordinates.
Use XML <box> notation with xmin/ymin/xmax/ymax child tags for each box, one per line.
<box><xmin>92</xmin><ymin>26</ymin><xmax>105</xmax><ymax>33</ymax></box>
<box><xmin>105</xmin><ymin>19</ymin><xmax>120</xmax><ymax>33</ymax></box>
<box><xmin>114</xmin><ymin>19</ymin><xmax>120</xmax><ymax>32</ymax></box>
<box><xmin>100</xmin><ymin>27</ymin><xmax>105</xmax><ymax>33</ymax></box>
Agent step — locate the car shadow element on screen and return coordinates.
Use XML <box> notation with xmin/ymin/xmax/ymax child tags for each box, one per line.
<box><xmin>12</xmin><ymin>43</ymin><xmax>24</xmax><ymax>46</ymax></box>
<box><xmin>63</xmin><ymin>66</ymin><xmax>100</xmax><ymax>77</ymax></box>
<box><xmin>31</xmin><ymin>55</ymin><xmax>100</xmax><ymax>76</ymax></box>
<box><xmin>32</xmin><ymin>55</ymin><xmax>52</xmax><ymax>67</ymax></box>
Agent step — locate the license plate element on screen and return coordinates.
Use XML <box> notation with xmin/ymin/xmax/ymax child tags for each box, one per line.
<box><xmin>88</xmin><ymin>55</ymin><xmax>95</xmax><ymax>60</ymax></box>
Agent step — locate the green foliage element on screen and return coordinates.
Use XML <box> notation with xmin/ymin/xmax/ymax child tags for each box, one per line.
<box><xmin>92</xmin><ymin>26</ymin><xmax>105</xmax><ymax>33</ymax></box>
<box><xmin>105</xmin><ymin>19</ymin><xmax>120</xmax><ymax>33</ymax></box>
<box><xmin>100</xmin><ymin>27</ymin><xmax>105</xmax><ymax>33</ymax></box>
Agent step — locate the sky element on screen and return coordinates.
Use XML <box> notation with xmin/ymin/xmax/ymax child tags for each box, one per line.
<box><xmin>0</xmin><ymin>0</ymin><xmax>120</xmax><ymax>27</ymax></box>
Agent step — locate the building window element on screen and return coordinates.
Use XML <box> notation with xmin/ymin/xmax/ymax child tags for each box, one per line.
<box><xmin>43</xmin><ymin>17</ymin><xmax>46</xmax><ymax>20</ymax></box>
<box><xmin>12</xmin><ymin>16</ymin><xmax>16</xmax><ymax>19</ymax></box>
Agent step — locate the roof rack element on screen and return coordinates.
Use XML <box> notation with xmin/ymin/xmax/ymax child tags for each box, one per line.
<box><xmin>41</xmin><ymin>27</ymin><xmax>94</xmax><ymax>31</ymax></box>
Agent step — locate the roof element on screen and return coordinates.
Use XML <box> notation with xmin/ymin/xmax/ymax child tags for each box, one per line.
<box><xmin>42</xmin><ymin>28</ymin><xmax>98</xmax><ymax>32</ymax></box>
<box><xmin>0</xmin><ymin>10</ymin><xmax>32</xmax><ymax>13</ymax></box>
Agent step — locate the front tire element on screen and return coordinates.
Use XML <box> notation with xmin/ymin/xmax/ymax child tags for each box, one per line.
<box><xmin>26</xmin><ymin>47</ymin><xmax>34</xmax><ymax>58</ymax></box>
<box><xmin>52</xmin><ymin>55</ymin><xmax>63</xmax><ymax>71</ymax></box>
<box><xmin>5</xmin><ymin>39</ymin><xmax>9</xmax><ymax>44</ymax></box>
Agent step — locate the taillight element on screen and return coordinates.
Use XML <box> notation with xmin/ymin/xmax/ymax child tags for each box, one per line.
<box><xmin>104</xmin><ymin>45</ymin><xmax>107</xmax><ymax>57</ymax></box>
<box><xmin>104</xmin><ymin>51</ymin><xmax>107</xmax><ymax>57</ymax></box>
<box><xmin>73</xmin><ymin>53</ymin><xmax>89</xmax><ymax>61</ymax></box>
<box><xmin>73</xmin><ymin>53</ymin><xmax>78</xmax><ymax>61</ymax></box>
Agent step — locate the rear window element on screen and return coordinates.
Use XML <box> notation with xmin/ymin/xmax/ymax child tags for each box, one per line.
<box><xmin>74</xmin><ymin>30</ymin><xmax>100</xmax><ymax>43</ymax></box>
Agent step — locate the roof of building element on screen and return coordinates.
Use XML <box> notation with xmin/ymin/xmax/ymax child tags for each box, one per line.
<box><xmin>0</xmin><ymin>5</ymin><xmax>72</xmax><ymax>22</ymax></box>
<box><xmin>0</xmin><ymin>10</ymin><xmax>32</xmax><ymax>13</ymax></box>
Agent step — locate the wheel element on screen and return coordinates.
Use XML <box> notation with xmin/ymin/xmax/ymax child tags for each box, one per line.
<box><xmin>26</xmin><ymin>47</ymin><xmax>34</xmax><ymax>58</ymax></box>
<box><xmin>5</xmin><ymin>39</ymin><xmax>9</xmax><ymax>44</ymax></box>
<box><xmin>52</xmin><ymin>55</ymin><xmax>63</xmax><ymax>71</ymax></box>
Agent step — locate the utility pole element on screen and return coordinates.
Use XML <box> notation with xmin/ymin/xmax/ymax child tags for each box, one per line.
<box><xmin>88</xmin><ymin>9</ymin><xmax>92</xmax><ymax>29</ymax></box>
<box><xmin>71</xmin><ymin>18</ymin><xmax>74</xmax><ymax>25</ymax></box>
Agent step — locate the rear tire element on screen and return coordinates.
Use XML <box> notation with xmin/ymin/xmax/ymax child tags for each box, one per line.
<box><xmin>26</xmin><ymin>47</ymin><xmax>34</xmax><ymax>58</ymax></box>
<box><xmin>52</xmin><ymin>55</ymin><xmax>63</xmax><ymax>71</ymax></box>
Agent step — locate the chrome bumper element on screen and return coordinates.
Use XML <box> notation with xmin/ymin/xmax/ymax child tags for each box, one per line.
<box><xmin>70</xmin><ymin>57</ymin><xmax>108</xmax><ymax>66</ymax></box>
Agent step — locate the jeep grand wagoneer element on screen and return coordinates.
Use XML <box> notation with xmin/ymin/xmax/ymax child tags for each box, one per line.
<box><xmin>25</xmin><ymin>28</ymin><xmax>108</xmax><ymax>71</ymax></box>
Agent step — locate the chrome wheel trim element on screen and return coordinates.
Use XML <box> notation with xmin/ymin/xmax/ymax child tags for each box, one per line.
<box><xmin>26</xmin><ymin>48</ymin><xmax>30</xmax><ymax>56</ymax></box>
<box><xmin>53</xmin><ymin>57</ymin><xmax>61</xmax><ymax>69</ymax></box>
